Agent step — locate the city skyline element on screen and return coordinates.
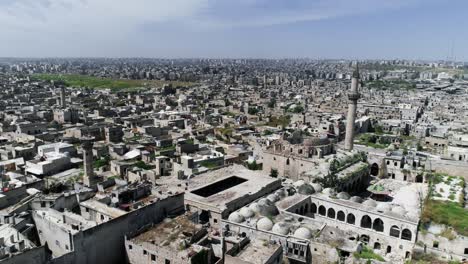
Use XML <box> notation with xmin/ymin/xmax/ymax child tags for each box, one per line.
<box><xmin>1</xmin><ymin>0</ymin><xmax>468</xmax><ymax>60</ymax></box>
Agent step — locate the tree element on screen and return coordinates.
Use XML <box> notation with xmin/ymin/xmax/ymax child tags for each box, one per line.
<box><xmin>248</xmin><ymin>107</ymin><xmax>259</xmax><ymax>115</ymax></box>
<box><xmin>268</xmin><ymin>98</ymin><xmax>276</xmax><ymax>108</ymax></box>
<box><xmin>291</xmin><ymin>105</ymin><xmax>304</xmax><ymax>113</ymax></box>
<box><xmin>374</xmin><ymin>125</ymin><xmax>384</xmax><ymax>134</ymax></box>
<box><xmin>247</xmin><ymin>160</ymin><xmax>262</xmax><ymax>170</ymax></box>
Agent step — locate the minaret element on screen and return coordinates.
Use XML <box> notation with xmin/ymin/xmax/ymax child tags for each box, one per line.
<box><xmin>81</xmin><ymin>138</ymin><xmax>97</xmax><ymax>187</ymax></box>
<box><xmin>60</xmin><ymin>86</ymin><xmax>66</xmax><ymax>108</ymax></box>
<box><xmin>344</xmin><ymin>63</ymin><xmax>361</xmax><ymax>151</ymax></box>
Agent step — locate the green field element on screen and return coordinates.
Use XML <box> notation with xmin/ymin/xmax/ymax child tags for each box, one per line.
<box><xmin>32</xmin><ymin>74</ymin><xmax>195</xmax><ymax>92</ymax></box>
<box><xmin>421</xmin><ymin>200</ymin><xmax>468</xmax><ymax>236</ymax></box>
<box><xmin>365</xmin><ymin>79</ymin><xmax>416</xmax><ymax>90</ymax></box>
<box><xmin>420</xmin><ymin>173</ymin><xmax>468</xmax><ymax>236</ymax></box>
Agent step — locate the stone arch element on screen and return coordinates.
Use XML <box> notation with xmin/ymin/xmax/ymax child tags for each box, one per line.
<box><xmin>327</xmin><ymin>208</ymin><xmax>336</xmax><ymax>219</ymax></box>
<box><xmin>389</xmin><ymin>225</ymin><xmax>400</xmax><ymax>237</ymax></box>
<box><xmin>286</xmin><ymin>158</ymin><xmax>290</xmax><ymax>165</ymax></box>
<box><xmin>304</xmin><ymin>203</ymin><xmax>309</xmax><ymax>213</ymax></box>
<box><xmin>374</xmin><ymin>242</ymin><xmax>381</xmax><ymax>250</ymax></box>
<box><xmin>311</xmin><ymin>203</ymin><xmax>317</xmax><ymax>214</ymax></box>
<box><xmin>370</xmin><ymin>163</ymin><xmax>379</xmax><ymax>176</ymax></box>
<box><xmin>401</xmin><ymin>229</ymin><xmax>412</xmax><ymax>241</ymax></box>
<box><xmin>372</xmin><ymin>218</ymin><xmax>384</xmax><ymax>232</ymax></box>
<box><xmin>347</xmin><ymin>213</ymin><xmax>356</xmax><ymax>224</ymax></box>
<box><xmin>318</xmin><ymin>205</ymin><xmax>326</xmax><ymax>216</ymax></box>
<box><xmin>386</xmin><ymin>246</ymin><xmax>392</xmax><ymax>253</ymax></box>
<box><xmin>360</xmin><ymin>234</ymin><xmax>370</xmax><ymax>245</ymax></box>
<box><xmin>360</xmin><ymin>215</ymin><xmax>372</xmax><ymax>229</ymax></box>
<box><xmin>337</xmin><ymin>211</ymin><xmax>345</xmax><ymax>221</ymax></box>
<box><xmin>416</xmin><ymin>174</ymin><xmax>423</xmax><ymax>183</ymax></box>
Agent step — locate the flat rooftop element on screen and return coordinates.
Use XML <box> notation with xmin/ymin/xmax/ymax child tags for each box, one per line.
<box><xmin>131</xmin><ymin>214</ymin><xmax>204</xmax><ymax>253</ymax></box>
<box><xmin>227</xmin><ymin>239</ymin><xmax>281</xmax><ymax>264</ymax></box>
<box><xmin>185</xmin><ymin>164</ymin><xmax>281</xmax><ymax>211</ymax></box>
<box><xmin>80</xmin><ymin>199</ymin><xmax>127</xmax><ymax>219</ymax></box>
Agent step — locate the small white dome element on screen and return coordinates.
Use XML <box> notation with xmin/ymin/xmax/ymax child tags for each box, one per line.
<box><xmin>255</xmin><ymin>199</ymin><xmax>279</xmax><ymax>216</ymax></box>
<box><xmin>362</xmin><ymin>199</ymin><xmax>377</xmax><ymax>207</ymax></box>
<box><xmin>391</xmin><ymin>205</ymin><xmax>406</xmax><ymax>215</ymax></box>
<box><xmin>249</xmin><ymin>203</ymin><xmax>262</xmax><ymax>213</ymax></box>
<box><xmin>293</xmin><ymin>180</ymin><xmax>305</xmax><ymax>188</ymax></box>
<box><xmin>228</xmin><ymin>212</ymin><xmax>244</xmax><ymax>223</ymax></box>
<box><xmin>350</xmin><ymin>196</ymin><xmax>363</xmax><ymax>203</ymax></box>
<box><xmin>272</xmin><ymin>222</ymin><xmax>290</xmax><ymax>235</ymax></box>
<box><xmin>337</xmin><ymin>192</ymin><xmax>351</xmax><ymax>200</ymax></box>
<box><xmin>275</xmin><ymin>189</ymin><xmax>287</xmax><ymax>198</ymax></box>
<box><xmin>407</xmin><ymin>212</ymin><xmax>419</xmax><ymax>220</ymax></box>
<box><xmin>258</xmin><ymin>198</ymin><xmax>270</xmax><ymax>206</ymax></box>
<box><xmin>322</xmin><ymin>188</ymin><xmax>336</xmax><ymax>197</ymax></box>
<box><xmin>239</xmin><ymin>207</ymin><xmax>254</xmax><ymax>218</ymax></box>
<box><xmin>257</xmin><ymin>217</ymin><xmax>274</xmax><ymax>231</ymax></box>
<box><xmin>297</xmin><ymin>183</ymin><xmax>315</xmax><ymax>195</ymax></box>
<box><xmin>310</xmin><ymin>183</ymin><xmax>322</xmax><ymax>193</ymax></box>
<box><xmin>294</xmin><ymin>227</ymin><xmax>312</xmax><ymax>239</ymax></box>
<box><xmin>267</xmin><ymin>194</ymin><xmax>280</xmax><ymax>203</ymax></box>
<box><xmin>376</xmin><ymin>203</ymin><xmax>391</xmax><ymax>212</ymax></box>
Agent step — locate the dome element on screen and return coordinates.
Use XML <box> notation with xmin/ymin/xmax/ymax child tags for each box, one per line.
<box><xmin>303</xmin><ymin>136</ymin><xmax>330</xmax><ymax>147</ymax></box>
<box><xmin>272</xmin><ymin>222</ymin><xmax>290</xmax><ymax>235</ymax></box>
<box><xmin>258</xmin><ymin>198</ymin><xmax>270</xmax><ymax>206</ymax></box>
<box><xmin>362</xmin><ymin>199</ymin><xmax>377</xmax><ymax>207</ymax></box>
<box><xmin>239</xmin><ymin>207</ymin><xmax>255</xmax><ymax>218</ymax></box>
<box><xmin>228</xmin><ymin>212</ymin><xmax>244</xmax><ymax>223</ymax></box>
<box><xmin>294</xmin><ymin>227</ymin><xmax>312</xmax><ymax>239</ymax></box>
<box><xmin>407</xmin><ymin>212</ymin><xmax>419</xmax><ymax>220</ymax></box>
<box><xmin>251</xmin><ymin>200</ymin><xmax>279</xmax><ymax>216</ymax></box>
<box><xmin>322</xmin><ymin>188</ymin><xmax>336</xmax><ymax>197</ymax></box>
<box><xmin>310</xmin><ymin>183</ymin><xmax>322</xmax><ymax>193</ymax></box>
<box><xmin>293</xmin><ymin>180</ymin><xmax>305</xmax><ymax>188</ymax></box>
<box><xmin>350</xmin><ymin>196</ymin><xmax>363</xmax><ymax>203</ymax></box>
<box><xmin>267</xmin><ymin>194</ymin><xmax>280</xmax><ymax>203</ymax></box>
<box><xmin>297</xmin><ymin>184</ymin><xmax>315</xmax><ymax>195</ymax></box>
<box><xmin>260</xmin><ymin>204</ymin><xmax>279</xmax><ymax>216</ymax></box>
<box><xmin>249</xmin><ymin>203</ymin><xmax>262</xmax><ymax>213</ymax></box>
<box><xmin>257</xmin><ymin>218</ymin><xmax>274</xmax><ymax>231</ymax></box>
<box><xmin>337</xmin><ymin>192</ymin><xmax>351</xmax><ymax>200</ymax></box>
<box><xmin>391</xmin><ymin>205</ymin><xmax>406</xmax><ymax>215</ymax></box>
<box><xmin>275</xmin><ymin>189</ymin><xmax>287</xmax><ymax>198</ymax></box>
<box><xmin>376</xmin><ymin>203</ymin><xmax>391</xmax><ymax>212</ymax></box>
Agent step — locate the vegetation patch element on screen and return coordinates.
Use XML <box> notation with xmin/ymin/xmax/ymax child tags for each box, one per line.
<box><xmin>356</xmin><ymin>133</ymin><xmax>391</xmax><ymax>149</ymax></box>
<box><xmin>266</xmin><ymin>115</ymin><xmax>291</xmax><ymax>129</ymax></box>
<box><xmin>421</xmin><ymin>200</ymin><xmax>468</xmax><ymax>236</ymax></box>
<box><xmin>134</xmin><ymin>160</ymin><xmax>154</xmax><ymax>170</ymax></box>
<box><xmin>199</xmin><ymin>160</ymin><xmax>221</xmax><ymax>169</ymax></box>
<box><xmin>353</xmin><ymin>246</ymin><xmax>384</xmax><ymax>261</ymax></box>
<box><xmin>32</xmin><ymin>73</ymin><xmax>195</xmax><ymax>92</ymax></box>
<box><xmin>93</xmin><ymin>156</ymin><xmax>110</xmax><ymax>168</ymax></box>
<box><xmin>366</xmin><ymin>79</ymin><xmax>416</xmax><ymax>91</ymax></box>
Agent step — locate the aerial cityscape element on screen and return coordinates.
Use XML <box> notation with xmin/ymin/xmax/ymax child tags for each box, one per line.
<box><xmin>1</xmin><ymin>1</ymin><xmax>468</xmax><ymax>264</ymax></box>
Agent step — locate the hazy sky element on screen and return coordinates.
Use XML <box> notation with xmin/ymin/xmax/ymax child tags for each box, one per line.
<box><xmin>1</xmin><ymin>0</ymin><xmax>467</xmax><ymax>60</ymax></box>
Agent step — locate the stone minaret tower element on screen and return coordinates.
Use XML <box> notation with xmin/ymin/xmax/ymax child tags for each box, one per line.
<box><xmin>344</xmin><ymin>63</ymin><xmax>361</xmax><ymax>151</ymax></box>
<box><xmin>60</xmin><ymin>86</ymin><xmax>66</xmax><ymax>108</ymax></box>
<box><xmin>82</xmin><ymin>138</ymin><xmax>96</xmax><ymax>187</ymax></box>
